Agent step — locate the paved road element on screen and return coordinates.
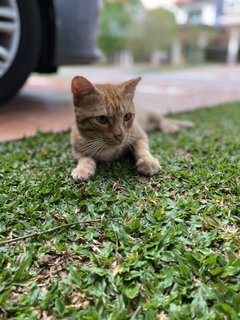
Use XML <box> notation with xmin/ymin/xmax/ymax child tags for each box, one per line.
<box><xmin>0</xmin><ymin>64</ymin><xmax>240</xmax><ymax>142</ymax></box>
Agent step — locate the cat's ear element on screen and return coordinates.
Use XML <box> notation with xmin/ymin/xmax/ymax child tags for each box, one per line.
<box><xmin>121</xmin><ymin>77</ymin><xmax>141</xmax><ymax>99</ymax></box>
<box><xmin>71</xmin><ymin>76</ymin><xmax>97</xmax><ymax>106</ymax></box>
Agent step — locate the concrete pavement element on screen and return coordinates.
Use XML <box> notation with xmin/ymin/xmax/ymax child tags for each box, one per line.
<box><xmin>0</xmin><ymin>64</ymin><xmax>240</xmax><ymax>142</ymax></box>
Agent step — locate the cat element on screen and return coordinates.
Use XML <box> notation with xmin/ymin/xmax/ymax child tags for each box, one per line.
<box><xmin>71</xmin><ymin>76</ymin><xmax>194</xmax><ymax>181</ymax></box>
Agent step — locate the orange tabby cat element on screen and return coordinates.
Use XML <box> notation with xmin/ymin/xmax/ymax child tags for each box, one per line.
<box><xmin>71</xmin><ymin>76</ymin><xmax>194</xmax><ymax>181</ymax></box>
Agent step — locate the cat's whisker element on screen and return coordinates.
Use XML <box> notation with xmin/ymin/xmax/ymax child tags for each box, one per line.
<box><xmin>128</xmin><ymin>135</ymin><xmax>137</xmax><ymax>141</ymax></box>
<box><xmin>92</xmin><ymin>142</ymin><xmax>106</xmax><ymax>158</ymax></box>
<box><xmin>81</xmin><ymin>140</ymin><xmax>105</xmax><ymax>158</ymax></box>
<box><xmin>81</xmin><ymin>140</ymin><xmax>106</xmax><ymax>158</ymax></box>
<box><xmin>79</xmin><ymin>140</ymin><xmax>104</xmax><ymax>157</ymax></box>
<box><xmin>84</xmin><ymin>139</ymin><xmax>101</xmax><ymax>146</ymax></box>
<box><xmin>127</xmin><ymin>136</ymin><xmax>137</xmax><ymax>149</ymax></box>
<box><xmin>79</xmin><ymin>144</ymin><xmax>97</xmax><ymax>154</ymax></box>
<box><xmin>128</xmin><ymin>139</ymin><xmax>136</xmax><ymax>146</ymax></box>
<box><xmin>128</xmin><ymin>142</ymin><xmax>135</xmax><ymax>150</ymax></box>
<box><xmin>126</xmin><ymin>138</ymin><xmax>135</xmax><ymax>150</ymax></box>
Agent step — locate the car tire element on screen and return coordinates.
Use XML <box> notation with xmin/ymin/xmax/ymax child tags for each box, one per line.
<box><xmin>0</xmin><ymin>0</ymin><xmax>41</xmax><ymax>104</ymax></box>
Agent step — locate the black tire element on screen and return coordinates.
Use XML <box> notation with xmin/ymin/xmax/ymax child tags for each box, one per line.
<box><xmin>0</xmin><ymin>0</ymin><xmax>41</xmax><ymax>105</ymax></box>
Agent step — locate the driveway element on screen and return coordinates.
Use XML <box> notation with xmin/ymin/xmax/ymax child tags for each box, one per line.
<box><xmin>0</xmin><ymin>64</ymin><xmax>240</xmax><ymax>142</ymax></box>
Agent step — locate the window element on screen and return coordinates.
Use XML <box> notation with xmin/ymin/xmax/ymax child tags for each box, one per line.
<box><xmin>188</xmin><ymin>9</ymin><xmax>202</xmax><ymax>24</ymax></box>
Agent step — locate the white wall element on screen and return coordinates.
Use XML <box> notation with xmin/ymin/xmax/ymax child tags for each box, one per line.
<box><xmin>175</xmin><ymin>0</ymin><xmax>216</xmax><ymax>26</ymax></box>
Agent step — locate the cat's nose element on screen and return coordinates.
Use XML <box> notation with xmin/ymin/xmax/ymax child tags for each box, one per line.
<box><xmin>114</xmin><ymin>132</ymin><xmax>124</xmax><ymax>143</ymax></box>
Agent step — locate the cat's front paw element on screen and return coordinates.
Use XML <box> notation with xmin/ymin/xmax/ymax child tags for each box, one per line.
<box><xmin>71</xmin><ymin>166</ymin><xmax>95</xmax><ymax>181</ymax></box>
<box><xmin>136</xmin><ymin>156</ymin><xmax>161</xmax><ymax>176</ymax></box>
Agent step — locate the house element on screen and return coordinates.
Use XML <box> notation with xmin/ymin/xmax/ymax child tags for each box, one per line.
<box><xmin>216</xmin><ymin>0</ymin><xmax>240</xmax><ymax>63</ymax></box>
<box><xmin>175</xmin><ymin>0</ymin><xmax>216</xmax><ymax>26</ymax></box>
<box><xmin>174</xmin><ymin>0</ymin><xmax>240</xmax><ymax>63</ymax></box>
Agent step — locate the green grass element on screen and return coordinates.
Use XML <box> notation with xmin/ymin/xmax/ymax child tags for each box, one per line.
<box><xmin>0</xmin><ymin>103</ymin><xmax>239</xmax><ymax>320</ymax></box>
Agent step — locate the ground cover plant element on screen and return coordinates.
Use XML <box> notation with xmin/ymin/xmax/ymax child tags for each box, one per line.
<box><xmin>0</xmin><ymin>103</ymin><xmax>239</xmax><ymax>319</ymax></box>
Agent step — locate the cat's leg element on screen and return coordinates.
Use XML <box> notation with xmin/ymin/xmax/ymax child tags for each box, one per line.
<box><xmin>159</xmin><ymin>117</ymin><xmax>194</xmax><ymax>133</ymax></box>
<box><xmin>134</xmin><ymin>136</ymin><xmax>161</xmax><ymax>176</ymax></box>
<box><xmin>71</xmin><ymin>156</ymin><xmax>97</xmax><ymax>181</ymax></box>
<box><xmin>145</xmin><ymin>112</ymin><xmax>194</xmax><ymax>133</ymax></box>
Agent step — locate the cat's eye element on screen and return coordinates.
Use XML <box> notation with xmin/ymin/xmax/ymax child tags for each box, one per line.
<box><xmin>96</xmin><ymin>115</ymin><xmax>109</xmax><ymax>125</ymax></box>
<box><xmin>123</xmin><ymin>113</ymin><xmax>132</xmax><ymax>122</ymax></box>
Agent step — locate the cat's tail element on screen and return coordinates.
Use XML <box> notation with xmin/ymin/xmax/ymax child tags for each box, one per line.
<box><xmin>146</xmin><ymin>112</ymin><xmax>195</xmax><ymax>133</ymax></box>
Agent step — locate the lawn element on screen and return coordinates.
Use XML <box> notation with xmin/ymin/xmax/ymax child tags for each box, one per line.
<box><xmin>0</xmin><ymin>103</ymin><xmax>239</xmax><ymax>320</ymax></box>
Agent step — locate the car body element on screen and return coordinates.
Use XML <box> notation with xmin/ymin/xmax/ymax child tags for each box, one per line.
<box><xmin>0</xmin><ymin>0</ymin><xmax>102</xmax><ymax>104</ymax></box>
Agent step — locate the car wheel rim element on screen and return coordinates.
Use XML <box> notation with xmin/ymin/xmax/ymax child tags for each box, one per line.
<box><xmin>0</xmin><ymin>0</ymin><xmax>20</xmax><ymax>77</ymax></box>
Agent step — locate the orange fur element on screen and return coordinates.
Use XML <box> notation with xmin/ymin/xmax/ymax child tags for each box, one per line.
<box><xmin>71</xmin><ymin>76</ymin><xmax>194</xmax><ymax>181</ymax></box>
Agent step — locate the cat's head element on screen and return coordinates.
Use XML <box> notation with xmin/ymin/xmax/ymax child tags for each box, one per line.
<box><xmin>71</xmin><ymin>76</ymin><xmax>141</xmax><ymax>145</ymax></box>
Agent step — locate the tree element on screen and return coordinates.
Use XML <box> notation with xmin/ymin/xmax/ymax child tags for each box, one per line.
<box><xmin>98</xmin><ymin>0</ymin><xmax>132</xmax><ymax>61</ymax></box>
<box><xmin>98</xmin><ymin>1</ymin><xmax>178</xmax><ymax>64</ymax></box>
<box><xmin>128</xmin><ymin>7</ymin><xmax>177</xmax><ymax>61</ymax></box>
